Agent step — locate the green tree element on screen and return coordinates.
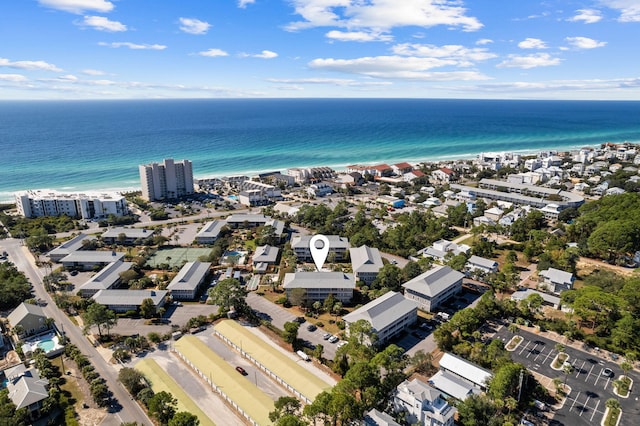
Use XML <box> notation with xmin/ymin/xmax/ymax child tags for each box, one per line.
<box><xmin>488</xmin><ymin>362</ymin><xmax>524</xmax><ymax>401</ymax></box>
<box><xmin>140</xmin><ymin>298</ymin><xmax>157</xmax><ymax>319</ymax></box>
<box><xmin>168</xmin><ymin>412</ymin><xmax>200</xmax><ymax>426</ymax></box>
<box><xmin>147</xmin><ymin>391</ymin><xmax>177</xmax><ymax>425</ymax></box>
<box><xmin>269</xmin><ymin>396</ymin><xmax>301</xmax><ymax>422</ymax></box>
<box><xmin>371</xmin><ymin>264</ymin><xmax>403</xmax><ymax>291</ymax></box>
<box><xmin>283</xmin><ymin>321</ymin><xmax>300</xmax><ymax>344</ymax></box>
<box><xmin>402</xmin><ymin>261</ymin><xmax>422</xmax><ymax>281</ymax></box>
<box><xmin>82</xmin><ymin>303</ymin><xmax>118</xmax><ymax>338</ymax></box>
<box><xmin>456</xmin><ymin>393</ymin><xmax>498</xmax><ymax>426</ymax></box>
<box><xmin>118</xmin><ymin>368</ymin><xmax>146</xmax><ymax>396</ymax></box>
<box><xmin>207</xmin><ymin>278</ymin><xmax>247</xmax><ymax>315</ymax></box>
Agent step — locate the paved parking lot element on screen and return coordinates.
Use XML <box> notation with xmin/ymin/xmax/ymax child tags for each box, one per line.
<box><xmin>495</xmin><ymin>328</ymin><xmax>640</xmax><ymax>426</ymax></box>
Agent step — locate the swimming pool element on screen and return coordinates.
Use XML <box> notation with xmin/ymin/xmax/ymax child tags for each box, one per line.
<box><xmin>37</xmin><ymin>339</ymin><xmax>56</xmax><ymax>352</ymax></box>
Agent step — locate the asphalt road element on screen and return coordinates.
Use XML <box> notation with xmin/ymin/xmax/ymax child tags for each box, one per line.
<box><xmin>2</xmin><ymin>238</ymin><xmax>152</xmax><ymax>425</ymax></box>
<box><xmin>495</xmin><ymin>327</ymin><xmax>640</xmax><ymax>426</ymax></box>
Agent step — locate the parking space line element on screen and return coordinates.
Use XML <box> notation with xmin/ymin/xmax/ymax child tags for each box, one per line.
<box><xmin>593</xmin><ymin>369</ymin><xmax>602</xmax><ymax>386</ymax></box>
<box><xmin>586</xmin><ymin>364</ymin><xmax>595</xmax><ymax>382</ymax></box>
<box><xmin>526</xmin><ymin>342</ymin><xmax>538</xmax><ymax>358</ymax></box>
<box><xmin>533</xmin><ymin>346</ymin><xmax>546</xmax><ymax>362</ymax></box>
<box><xmin>579</xmin><ymin>394</ymin><xmax>591</xmax><ymax>416</ymax></box>
<box><xmin>518</xmin><ymin>340</ymin><xmax>531</xmax><ymax>356</ymax></box>
<box><xmin>576</xmin><ymin>360</ymin><xmax>586</xmax><ymax>378</ymax></box>
<box><xmin>569</xmin><ymin>392</ymin><xmax>581</xmax><ymax>412</ymax></box>
<box><xmin>590</xmin><ymin>399</ymin><xmax>601</xmax><ymax>422</ymax></box>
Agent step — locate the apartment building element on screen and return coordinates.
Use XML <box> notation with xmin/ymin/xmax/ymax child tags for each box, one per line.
<box><xmin>15</xmin><ymin>190</ymin><xmax>128</xmax><ymax>219</ymax></box>
<box><xmin>139</xmin><ymin>158</ymin><xmax>194</xmax><ymax>201</ymax></box>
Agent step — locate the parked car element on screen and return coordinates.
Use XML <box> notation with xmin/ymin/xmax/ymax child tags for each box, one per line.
<box><xmin>307</xmin><ymin>324</ymin><xmax>317</xmax><ymax>332</ymax></box>
<box><xmin>602</xmin><ymin>368</ymin><xmax>614</xmax><ymax>377</ymax></box>
<box><xmin>294</xmin><ymin>317</ymin><xmax>306</xmax><ymax>324</ymax></box>
<box><xmin>236</xmin><ymin>366</ymin><xmax>247</xmax><ymax>375</ymax></box>
<box><xmin>329</xmin><ymin>335</ymin><xmax>339</xmax><ymax>343</ymax></box>
<box><xmin>322</xmin><ymin>333</ymin><xmax>331</xmax><ymax>340</ymax></box>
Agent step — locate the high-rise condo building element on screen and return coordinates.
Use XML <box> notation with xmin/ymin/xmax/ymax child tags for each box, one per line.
<box><xmin>139</xmin><ymin>158</ymin><xmax>194</xmax><ymax>201</ymax></box>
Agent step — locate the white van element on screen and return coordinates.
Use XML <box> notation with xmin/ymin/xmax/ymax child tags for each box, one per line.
<box><xmin>296</xmin><ymin>350</ymin><xmax>310</xmax><ymax>361</ymax></box>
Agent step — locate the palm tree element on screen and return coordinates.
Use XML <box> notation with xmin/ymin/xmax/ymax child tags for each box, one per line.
<box><xmin>508</xmin><ymin>323</ymin><xmax>519</xmax><ymax>334</ymax></box>
<box><xmin>504</xmin><ymin>396</ymin><xmax>518</xmax><ymax>415</ymax></box>
<box><xmin>563</xmin><ymin>363</ymin><xmax>573</xmax><ymax>385</ymax></box>
<box><xmin>620</xmin><ymin>361</ymin><xmax>632</xmax><ymax>378</ymax></box>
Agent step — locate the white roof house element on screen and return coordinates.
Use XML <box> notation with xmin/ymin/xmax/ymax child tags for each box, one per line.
<box><xmin>465</xmin><ymin>255</ymin><xmax>498</xmax><ymax>274</ymax></box>
<box><xmin>253</xmin><ymin>245</ymin><xmax>280</xmax><ymax>264</ymax></box>
<box><xmin>393</xmin><ymin>378</ymin><xmax>456</xmax><ymax>426</ymax></box>
<box><xmin>195</xmin><ymin>220</ymin><xmax>227</xmax><ymax>244</ymax></box>
<box><xmin>291</xmin><ymin>234</ymin><xmax>350</xmax><ymax>262</ymax></box>
<box><xmin>343</xmin><ymin>291</ymin><xmax>418</xmax><ymax>344</ymax></box>
<box><xmin>428</xmin><ymin>370</ymin><xmax>479</xmax><ymax>401</ymax></box>
<box><xmin>100</xmin><ymin>227</ymin><xmax>152</xmax><ymax>244</ymax></box>
<box><xmin>364</xmin><ymin>408</ymin><xmax>401</xmax><ymax>426</ymax></box>
<box><xmin>78</xmin><ymin>260</ymin><xmax>133</xmax><ymax>297</ymax></box>
<box><xmin>60</xmin><ymin>250</ymin><xmax>124</xmax><ymax>270</ymax></box>
<box><xmin>6</xmin><ymin>364</ymin><xmax>49</xmax><ymax>415</ymax></box>
<box><xmin>167</xmin><ymin>261</ymin><xmax>211</xmax><ymax>300</ymax></box>
<box><xmin>511</xmin><ymin>288</ymin><xmax>561</xmax><ymax>309</ymax></box>
<box><xmin>539</xmin><ymin>267</ymin><xmax>575</xmax><ymax>294</ymax></box>
<box><xmin>402</xmin><ymin>265</ymin><xmax>464</xmax><ymax>312</ymax></box>
<box><xmin>439</xmin><ymin>352</ymin><xmax>492</xmax><ymax>390</ymax></box>
<box><xmin>282</xmin><ymin>272</ymin><xmax>355</xmax><ymax>303</ymax></box>
<box><xmin>349</xmin><ymin>245</ymin><xmax>384</xmax><ymax>285</ymax></box>
<box><xmin>420</xmin><ymin>240</ymin><xmax>470</xmax><ymax>262</ymax></box>
<box><xmin>92</xmin><ymin>289</ymin><xmax>168</xmax><ymax>312</ymax></box>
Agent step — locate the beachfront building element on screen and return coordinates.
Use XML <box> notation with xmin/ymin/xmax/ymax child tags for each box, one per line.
<box><xmin>430</xmin><ymin>167</ymin><xmax>457</xmax><ymax>184</ymax></box>
<box><xmin>7</xmin><ymin>302</ymin><xmax>51</xmax><ymax>339</ymax></box>
<box><xmin>91</xmin><ymin>289</ymin><xmax>168</xmax><ymax>313</ymax></box>
<box><xmin>393</xmin><ymin>378</ymin><xmax>456</xmax><ymax>426</ymax></box>
<box><xmin>237</xmin><ymin>180</ymin><xmax>282</xmax><ymax>206</ymax></box>
<box><xmin>168</xmin><ymin>261</ymin><xmax>211</xmax><ymax>300</ymax></box>
<box><xmin>139</xmin><ymin>158</ymin><xmax>194</xmax><ymax>201</ymax></box>
<box><xmin>101</xmin><ymin>227</ymin><xmax>154</xmax><ymax>245</ymax></box>
<box><xmin>349</xmin><ymin>245</ymin><xmax>384</xmax><ymax>285</ymax></box>
<box><xmin>5</xmin><ymin>364</ymin><xmax>50</xmax><ymax>420</ymax></box>
<box><xmin>78</xmin><ymin>260</ymin><xmax>133</xmax><ymax>297</ymax></box>
<box><xmin>282</xmin><ymin>272</ymin><xmax>355</xmax><ymax>303</ymax></box>
<box><xmin>15</xmin><ymin>189</ymin><xmax>128</xmax><ymax>219</ymax></box>
<box><xmin>343</xmin><ymin>291</ymin><xmax>418</xmax><ymax>345</ymax></box>
<box><xmin>291</xmin><ymin>235</ymin><xmax>350</xmax><ymax>262</ymax></box>
<box><xmin>402</xmin><ymin>265</ymin><xmax>464</xmax><ymax>312</ymax></box>
<box><xmin>538</xmin><ymin>267</ymin><xmax>575</xmax><ymax>294</ymax></box>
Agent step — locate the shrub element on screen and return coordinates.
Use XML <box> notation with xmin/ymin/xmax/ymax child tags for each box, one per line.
<box><xmin>275</xmin><ymin>296</ymin><xmax>287</xmax><ymax>305</ymax></box>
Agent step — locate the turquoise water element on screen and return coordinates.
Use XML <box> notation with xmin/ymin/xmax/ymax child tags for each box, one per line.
<box><xmin>37</xmin><ymin>339</ymin><xmax>56</xmax><ymax>351</ymax></box>
<box><xmin>2</xmin><ymin>99</ymin><xmax>640</xmax><ymax>203</ymax></box>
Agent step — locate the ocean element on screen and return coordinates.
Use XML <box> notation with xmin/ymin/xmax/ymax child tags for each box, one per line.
<box><xmin>2</xmin><ymin>98</ymin><xmax>640</xmax><ymax>203</ymax></box>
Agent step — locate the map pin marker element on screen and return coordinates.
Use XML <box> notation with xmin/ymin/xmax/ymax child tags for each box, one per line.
<box><xmin>310</xmin><ymin>234</ymin><xmax>330</xmax><ymax>271</ymax></box>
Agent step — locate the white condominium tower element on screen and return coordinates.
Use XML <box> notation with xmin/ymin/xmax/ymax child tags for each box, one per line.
<box><xmin>139</xmin><ymin>158</ymin><xmax>194</xmax><ymax>201</ymax></box>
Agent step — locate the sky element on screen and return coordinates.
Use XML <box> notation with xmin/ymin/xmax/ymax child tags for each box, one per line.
<box><xmin>1</xmin><ymin>0</ymin><xmax>640</xmax><ymax>100</ymax></box>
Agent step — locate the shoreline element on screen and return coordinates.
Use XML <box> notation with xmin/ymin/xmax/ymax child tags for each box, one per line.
<box><xmin>0</xmin><ymin>142</ymin><xmax>606</xmax><ymax>205</ymax></box>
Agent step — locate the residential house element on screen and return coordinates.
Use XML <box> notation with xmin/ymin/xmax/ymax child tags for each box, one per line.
<box><xmin>92</xmin><ymin>289</ymin><xmax>168</xmax><ymax>313</ymax></box>
<box><xmin>483</xmin><ymin>207</ymin><xmax>504</xmax><ymax>222</ymax></box>
<box><xmin>343</xmin><ymin>291</ymin><xmax>418</xmax><ymax>345</ymax></box>
<box><xmin>430</xmin><ymin>167</ymin><xmax>457</xmax><ymax>184</ymax></box>
<box><xmin>167</xmin><ymin>261</ymin><xmax>211</xmax><ymax>300</ymax></box>
<box><xmin>372</xmin><ymin>164</ymin><xmax>393</xmax><ymax>178</ymax></box>
<box><xmin>539</xmin><ymin>268</ymin><xmax>575</xmax><ymax>294</ymax></box>
<box><xmin>252</xmin><ymin>245</ymin><xmax>280</xmax><ymax>274</ymax></box>
<box><xmin>392</xmin><ymin>162</ymin><xmax>413</xmax><ymax>175</ymax></box>
<box><xmin>291</xmin><ymin>235</ymin><xmax>350</xmax><ymax>262</ymax></box>
<box><xmin>420</xmin><ymin>239</ymin><xmax>470</xmax><ymax>263</ymax></box>
<box><xmin>47</xmin><ymin>233</ymin><xmax>92</xmax><ymax>262</ymax></box>
<box><xmin>403</xmin><ymin>170</ymin><xmax>425</xmax><ymax>182</ymax></box>
<box><xmin>363</xmin><ymin>409</ymin><xmax>401</xmax><ymax>426</ymax></box>
<box><xmin>349</xmin><ymin>245</ymin><xmax>384</xmax><ymax>285</ymax></box>
<box><xmin>465</xmin><ymin>255</ymin><xmax>498</xmax><ymax>275</ymax></box>
<box><xmin>7</xmin><ymin>302</ymin><xmax>51</xmax><ymax>338</ymax></box>
<box><xmin>511</xmin><ymin>288</ymin><xmax>561</xmax><ymax>310</ymax></box>
<box><xmin>393</xmin><ymin>378</ymin><xmax>456</xmax><ymax>426</ymax></box>
<box><xmin>402</xmin><ymin>265</ymin><xmax>464</xmax><ymax>312</ymax></box>
<box><xmin>282</xmin><ymin>272</ymin><xmax>355</xmax><ymax>303</ymax></box>
<box><xmin>6</xmin><ymin>364</ymin><xmax>49</xmax><ymax>419</ymax></box>
<box><xmin>78</xmin><ymin>260</ymin><xmax>133</xmax><ymax>297</ymax></box>
<box><xmin>307</xmin><ymin>182</ymin><xmax>334</xmax><ymax>197</ymax></box>
<box><xmin>60</xmin><ymin>250</ymin><xmax>124</xmax><ymax>271</ymax></box>
<box><xmin>427</xmin><ymin>370</ymin><xmax>478</xmax><ymax>401</ymax></box>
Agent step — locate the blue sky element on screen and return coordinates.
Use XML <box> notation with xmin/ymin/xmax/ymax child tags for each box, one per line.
<box><xmin>1</xmin><ymin>0</ymin><xmax>639</xmax><ymax>99</ymax></box>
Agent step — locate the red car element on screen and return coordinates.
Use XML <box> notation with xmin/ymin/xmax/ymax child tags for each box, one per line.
<box><xmin>235</xmin><ymin>366</ymin><xmax>247</xmax><ymax>376</ymax></box>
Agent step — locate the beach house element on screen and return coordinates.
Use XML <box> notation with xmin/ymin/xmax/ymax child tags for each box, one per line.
<box><xmin>402</xmin><ymin>265</ymin><xmax>464</xmax><ymax>312</ymax></box>
<box><xmin>393</xmin><ymin>378</ymin><xmax>456</xmax><ymax>426</ymax></box>
<box><xmin>282</xmin><ymin>272</ymin><xmax>355</xmax><ymax>303</ymax></box>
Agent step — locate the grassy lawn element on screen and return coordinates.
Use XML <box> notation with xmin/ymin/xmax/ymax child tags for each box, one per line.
<box><xmin>552</xmin><ymin>353</ymin><xmax>569</xmax><ymax>369</ymax></box>
<box><xmin>50</xmin><ymin>355</ymin><xmax>84</xmax><ymax>408</ymax></box>
<box><xmin>616</xmin><ymin>376</ymin><xmax>631</xmax><ymax>397</ymax></box>
<box><xmin>604</xmin><ymin>407</ymin><xmax>621</xmax><ymax>426</ymax></box>
<box><xmin>506</xmin><ymin>335</ymin><xmax>523</xmax><ymax>350</ymax></box>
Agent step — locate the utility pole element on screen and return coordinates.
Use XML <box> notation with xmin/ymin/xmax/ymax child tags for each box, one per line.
<box><xmin>517</xmin><ymin>369</ymin><xmax>524</xmax><ymax>402</ymax></box>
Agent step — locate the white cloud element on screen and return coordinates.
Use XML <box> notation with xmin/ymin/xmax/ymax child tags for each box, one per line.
<box><xmin>497</xmin><ymin>53</ymin><xmax>561</xmax><ymax>69</ymax></box>
<box><xmin>308</xmin><ymin>55</ymin><xmax>490</xmax><ymax>80</ymax></box>
<box><xmin>286</xmin><ymin>0</ymin><xmax>482</xmax><ymax>32</ymax></box>
<box><xmin>58</xmin><ymin>74</ymin><xmax>78</xmax><ymax>81</ymax></box>
<box><xmin>178</xmin><ymin>18</ymin><xmax>211</xmax><ymax>35</ymax></box>
<box><xmin>600</xmin><ymin>0</ymin><xmax>640</xmax><ymax>22</ymax></box>
<box><xmin>238</xmin><ymin>0</ymin><xmax>256</xmax><ymax>8</ymax></box>
<box><xmin>565</xmin><ymin>36</ymin><xmax>607</xmax><ymax>49</ymax></box>
<box><xmin>82</xmin><ymin>69</ymin><xmax>106</xmax><ymax>75</ymax></box>
<box><xmin>569</xmin><ymin>9</ymin><xmax>603</xmax><ymax>23</ymax></box>
<box><xmin>518</xmin><ymin>38</ymin><xmax>548</xmax><ymax>49</ymax></box>
<box><xmin>78</xmin><ymin>16</ymin><xmax>127</xmax><ymax>32</ymax></box>
<box><xmin>267</xmin><ymin>77</ymin><xmax>392</xmax><ymax>87</ymax></box>
<box><xmin>38</xmin><ymin>0</ymin><xmax>114</xmax><ymax>14</ymax></box>
<box><xmin>326</xmin><ymin>30</ymin><xmax>393</xmax><ymax>42</ymax></box>
<box><xmin>392</xmin><ymin>43</ymin><xmax>497</xmax><ymax>64</ymax></box>
<box><xmin>98</xmin><ymin>42</ymin><xmax>167</xmax><ymax>50</ymax></box>
<box><xmin>197</xmin><ymin>49</ymin><xmax>229</xmax><ymax>57</ymax></box>
<box><xmin>0</xmin><ymin>74</ymin><xmax>28</xmax><ymax>82</ymax></box>
<box><xmin>0</xmin><ymin>57</ymin><xmax>63</xmax><ymax>72</ymax></box>
<box><xmin>253</xmin><ymin>50</ymin><xmax>278</xmax><ymax>59</ymax></box>
<box><xmin>476</xmin><ymin>38</ymin><xmax>493</xmax><ymax>45</ymax></box>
